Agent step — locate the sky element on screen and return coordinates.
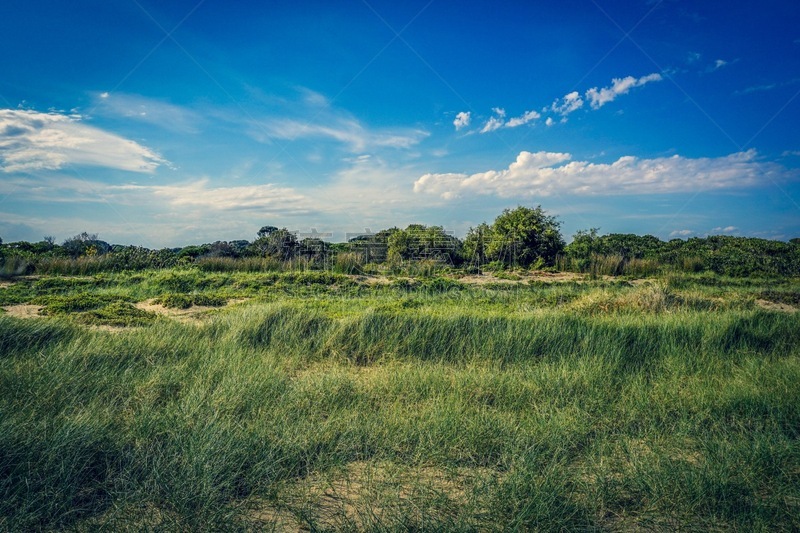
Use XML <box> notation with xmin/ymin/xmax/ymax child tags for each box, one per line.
<box><xmin>0</xmin><ymin>0</ymin><xmax>799</xmax><ymax>247</ymax></box>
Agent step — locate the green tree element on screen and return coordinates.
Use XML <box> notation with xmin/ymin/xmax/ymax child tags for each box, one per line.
<box><xmin>485</xmin><ymin>206</ymin><xmax>564</xmax><ymax>267</ymax></box>
<box><xmin>249</xmin><ymin>227</ymin><xmax>297</xmax><ymax>259</ymax></box>
<box><xmin>463</xmin><ymin>223</ymin><xmax>492</xmax><ymax>265</ymax></box>
<box><xmin>564</xmin><ymin>228</ymin><xmax>601</xmax><ymax>271</ymax></box>
<box><xmin>62</xmin><ymin>232</ymin><xmax>111</xmax><ymax>258</ymax></box>
<box><xmin>387</xmin><ymin>225</ymin><xmax>462</xmax><ymax>264</ymax></box>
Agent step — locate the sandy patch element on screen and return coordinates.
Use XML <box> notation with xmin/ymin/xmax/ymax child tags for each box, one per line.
<box><xmin>353</xmin><ymin>275</ymin><xmax>392</xmax><ymax>285</ymax></box>
<box><xmin>460</xmin><ymin>271</ymin><xmax>588</xmax><ymax>285</ymax></box>
<box><xmin>1</xmin><ymin>304</ymin><xmax>44</xmax><ymax>318</ymax></box>
<box><xmin>134</xmin><ymin>298</ymin><xmax>247</xmax><ymax>323</ymax></box>
<box><xmin>755</xmin><ymin>299</ymin><xmax>797</xmax><ymax>312</ymax></box>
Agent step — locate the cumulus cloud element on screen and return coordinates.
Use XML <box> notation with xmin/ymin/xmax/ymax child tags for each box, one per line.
<box><xmin>585</xmin><ymin>73</ymin><xmax>662</xmax><ymax>110</ymax></box>
<box><xmin>0</xmin><ymin>109</ymin><xmax>166</xmax><ymax>173</ymax></box>
<box><xmin>545</xmin><ymin>117</ymin><xmax>555</xmax><ymax>127</ymax></box>
<box><xmin>505</xmin><ymin>110</ymin><xmax>540</xmax><ymax>128</ymax></box>
<box><xmin>712</xmin><ymin>226</ymin><xmax>737</xmax><ymax>233</ymax></box>
<box><xmin>550</xmin><ymin>91</ymin><xmax>584</xmax><ymax>116</ymax></box>
<box><xmin>453</xmin><ymin>111</ymin><xmax>471</xmax><ymax>130</ymax></box>
<box><xmin>670</xmin><ymin>229</ymin><xmax>694</xmax><ymax>237</ymax></box>
<box><xmin>414</xmin><ymin>149</ymin><xmax>784</xmax><ymax>199</ymax></box>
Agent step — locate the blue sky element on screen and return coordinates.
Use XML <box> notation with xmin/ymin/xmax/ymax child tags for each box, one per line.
<box><xmin>1</xmin><ymin>0</ymin><xmax>798</xmax><ymax>247</ymax></box>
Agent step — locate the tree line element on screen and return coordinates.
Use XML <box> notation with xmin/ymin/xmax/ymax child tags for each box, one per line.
<box><xmin>1</xmin><ymin>206</ymin><xmax>799</xmax><ymax>277</ymax></box>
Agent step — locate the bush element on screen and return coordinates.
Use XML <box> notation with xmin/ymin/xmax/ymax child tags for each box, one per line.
<box><xmin>155</xmin><ymin>293</ymin><xmax>227</xmax><ymax>309</ymax></box>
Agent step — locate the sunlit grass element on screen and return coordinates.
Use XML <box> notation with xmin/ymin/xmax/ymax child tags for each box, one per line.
<box><xmin>0</xmin><ymin>273</ymin><xmax>798</xmax><ymax>530</ymax></box>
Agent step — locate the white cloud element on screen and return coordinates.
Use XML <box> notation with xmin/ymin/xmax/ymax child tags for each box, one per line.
<box><xmin>670</xmin><ymin>229</ymin><xmax>694</xmax><ymax>237</ymax></box>
<box><xmin>711</xmin><ymin>226</ymin><xmax>737</xmax><ymax>233</ymax></box>
<box><xmin>256</xmin><ymin>117</ymin><xmax>428</xmax><ymax>152</ymax></box>
<box><xmin>414</xmin><ymin>149</ymin><xmax>785</xmax><ymax>199</ymax></box>
<box><xmin>550</xmin><ymin>91</ymin><xmax>584</xmax><ymax>116</ymax></box>
<box><xmin>453</xmin><ymin>111</ymin><xmax>471</xmax><ymax>130</ymax></box>
<box><xmin>713</xmin><ymin>59</ymin><xmax>728</xmax><ymax>70</ymax></box>
<box><xmin>585</xmin><ymin>73</ymin><xmax>662</xmax><ymax>110</ymax></box>
<box><xmin>93</xmin><ymin>92</ymin><xmax>201</xmax><ymax>133</ymax></box>
<box><xmin>0</xmin><ymin>109</ymin><xmax>166</xmax><ymax>173</ymax></box>
<box><xmin>122</xmin><ymin>179</ymin><xmax>312</xmax><ymax>212</ymax></box>
<box><xmin>480</xmin><ymin>116</ymin><xmax>504</xmax><ymax>133</ymax></box>
<box><xmin>545</xmin><ymin>117</ymin><xmax>554</xmax><ymax>127</ymax></box>
<box><xmin>505</xmin><ymin>110</ymin><xmax>540</xmax><ymax>128</ymax></box>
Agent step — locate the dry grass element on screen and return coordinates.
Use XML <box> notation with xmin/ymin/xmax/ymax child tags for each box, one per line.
<box><xmin>249</xmin><ymin>460</ymin><xmax>499</xmax><ymax>531</ymax></box>
<box><xmin>755</xmin><ymin>298</ymin><xmax>797</xmax><ymax>312</ymax></box>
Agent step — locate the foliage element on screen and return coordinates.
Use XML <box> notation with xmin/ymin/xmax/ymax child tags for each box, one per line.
<box><xmin>154</xmin><ymin>293</ymin><xmax>227</xmax><ymax>309</ymax></box>
<box><xmin>484</xmin><ymin>206</ymin><xmax>564</xmax><ymax>267</ymax></box>
<box><xmin>61</xmin><ymin>232</ymin><xmax>111</xmax><ymax>259</ymax></box>
<box><xmin>387</xmin><ymin>224</ymin><xmax>462</xmax><ymax>264</ymax></box>
<box><xmin>1</xmin><ymin>213</ymin><xmax>799</xmax><ymax>278</ymax></box>
<box><xmin>248</xmin><ymin>227</ymin><xmax>298</xmax><ymax>259</ymax></box>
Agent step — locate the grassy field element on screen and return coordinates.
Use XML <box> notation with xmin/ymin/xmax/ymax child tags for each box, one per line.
<box><xmin>1</xmin><ymin>270</ymin><xmax>799</xmax><ymax>531</ymax></box>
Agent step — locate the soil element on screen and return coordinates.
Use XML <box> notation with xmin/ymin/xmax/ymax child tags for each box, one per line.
<box><xmin>134</xmin><ymin>298</ymin><xmax>247</xmax><ymax>323</ymax></box>
<box><xmin>1</xmin><ymin>304</ymin><xmax>44</xmax><ymax>318</ymax></box>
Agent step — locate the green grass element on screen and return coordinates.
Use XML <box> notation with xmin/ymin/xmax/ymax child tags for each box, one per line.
<box><xmin>0</xmin><ymin>272</ymin><xmax>798</xmax><ymax>530</ymax></box>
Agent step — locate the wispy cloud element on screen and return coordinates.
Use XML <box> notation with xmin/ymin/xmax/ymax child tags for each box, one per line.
<box><xmin>0</xmin><ymin>109</ymin><xmax>166</xmax><ymax>173</ymax></box>
<box><xmin>736</xmin><ymin>77</ymin><xmax>800</xmax><ymax>95</ymax></box>
<box><xmin>585</xmin><ymin>73</ymin><xmax>662</xmax><ymax>110</ymax></box>
<box><xmin>670</xmin><ymin>229</ymin><xmax>694</xmax><ymax>237</ymax></box>
<box><xmin>414</xmin><ymin>149</ymin><xmax>788</xmax><ymax>199</ymax></box>
<box><xmin>122</xmin><ymin>179</ymin><xmax>313</xmax><ymax>213</ymax></box>
<box><xmin>256</xmin><ymin>118</ymin><xmax>428</xmax><ymax>152</ymax></box>
<box><xmin>92</xmin><ymin>92</ymin><xmax>202</xmax><ymax>133</ymax></box>
<box><xmin>240</xmin><ymin>87</ymin><xmax>429</xmax><ymax>152</ymax></box>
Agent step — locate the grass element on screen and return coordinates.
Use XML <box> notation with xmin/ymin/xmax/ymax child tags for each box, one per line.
<box><xmin>0</xmin><ymin>271</ymin><xmax>798</xmax><ymax>530</ymax></box>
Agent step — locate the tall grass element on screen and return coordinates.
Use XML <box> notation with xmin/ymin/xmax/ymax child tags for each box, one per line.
<box><xmin>1</xmin><ymin>275</ymin><xmax>798</xmax><ymax>530</ymax></box>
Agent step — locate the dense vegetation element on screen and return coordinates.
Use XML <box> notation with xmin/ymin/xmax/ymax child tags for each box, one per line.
<box><xmin>2</xmin><ymin>206</ymin><xmax>798</xmax><ymax>279</ymax></box>
<box><xmin>0</xmin><ymin>204</ymin><xmax>798</xmax><ymax>529</ymax></box>
<box><xmin>0</xmin><ymin>268</ymin><xmax>798</xmax><ymax>530</ymax></box>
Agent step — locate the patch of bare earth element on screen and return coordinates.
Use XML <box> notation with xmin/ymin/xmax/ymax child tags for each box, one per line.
<box><xmin>351</xmin><ymin>274</ymin><xmax>392</xmax><ymax>285</ymax></box>
<box><xmin>755</xmin><ymin>299</ymin><xmax>797</xmax><ymax>312</ymax></box>
<box><xmin>461</xmin><ymin>271</ymin><xmax>588</xmax><ymax>285</ymax></box>
<box><xmin>247</xmin><ymin>461</ymin><xmax>498</xmax><ymax>530</ymax></box>
<box><xmin>1</xmin><ymin>304</ymin><xmax>43</xmax><ymax>319</ymax></box>
<box><xmin>134</xmin><ymin>298</ymin><xmax>247</xmax><ymax>323</ymax></box>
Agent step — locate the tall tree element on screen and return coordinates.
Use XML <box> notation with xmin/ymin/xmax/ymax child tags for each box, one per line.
<box><xmin>485</xmin><ymin>206</ymin><xmax>564</xmax><ymax>267</ymax></box>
